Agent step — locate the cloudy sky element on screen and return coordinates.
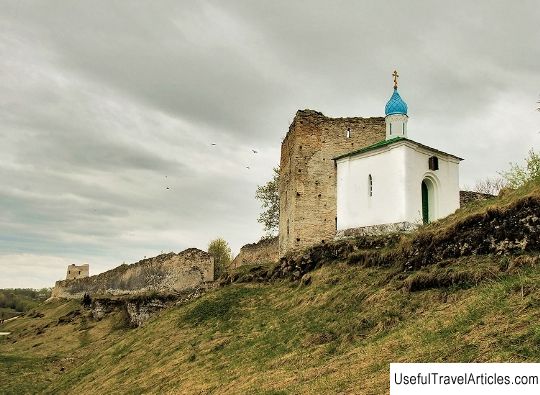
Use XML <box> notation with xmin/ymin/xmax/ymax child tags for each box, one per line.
<box><xmin>1</xmin><ymin>1</ymin><xmax>539</xmax><ymax>288</ymax></box>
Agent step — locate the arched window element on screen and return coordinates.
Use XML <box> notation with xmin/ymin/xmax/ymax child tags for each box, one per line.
<box><xmin>368</xmin><ymin>174</ymin><xmax>373</xmax><ymax>197</ymax></box>
<box><xmin>389</xmin><ymin>123</ymin><xmax>392</xmax><ymax>135</ymax></box>
<box><xmin>346</xmin><ymin>128</ymin><xmax>351</xmax><ymax>138</ymax></box>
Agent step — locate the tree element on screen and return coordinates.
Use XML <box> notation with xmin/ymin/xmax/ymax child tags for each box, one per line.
<box><xmin>207</xmin><ymin>238</ymin><xmax>232</xmax><ymax>278</ymax></box>
<box><xmin>255</xmin><ymin>167</ymin><xmax>279</xmax><ymax>236</ymax></box>
<box><xmin>472</xmin><ymin>176</ymin><xmax>507</xmax><ymax>195</ymax></box>
<box><xmin>500</xmin><ymin>148</ymin><xmax>540</xmax><ymax>189</ymax></box>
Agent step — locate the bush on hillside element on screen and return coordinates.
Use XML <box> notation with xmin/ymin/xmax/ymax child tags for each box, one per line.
<box><xmin>208</xmin><ymin>238</ymin><xmax>232</xmax><ymax>278</ymax></box>
<box><xmin>500</xmin><ymin>148</ymin><xmax>540</xmax><ymax>189</ymax></box>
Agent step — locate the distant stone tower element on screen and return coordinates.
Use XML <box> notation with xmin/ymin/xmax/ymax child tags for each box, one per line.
<box><xmin>66</xmin><ymin>263</ymin><xmax>89</xmax><ymax>280</ymax></box>
<box><xmin>278</xmin><ymin>110</ymin><xmax>386</xmax><ymax>256</ymax></box>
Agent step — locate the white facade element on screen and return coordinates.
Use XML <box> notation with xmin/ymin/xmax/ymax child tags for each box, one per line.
<box><xmin>336</xmin><ymin>139</ymin><xmax>461</xmax><ymax>232</ymax></box>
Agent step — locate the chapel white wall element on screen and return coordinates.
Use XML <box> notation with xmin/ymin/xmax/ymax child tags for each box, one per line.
<box><xmin>336</xmin><ymin>145</ymin><xmax>408</xmax><ymax>231</ymax></box>
<box><xmin>403</xmin><ymin>145</ymin><xmax>460</xmax><ymax>223</ymax></box>
<box><xmin>336</xmin><ymin>143</ymin><xmax>460</xmax><ymax>231</ymax></box>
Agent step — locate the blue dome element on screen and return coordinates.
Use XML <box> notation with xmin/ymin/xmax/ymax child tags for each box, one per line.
<box><xmin>385</xmin><ymin>88</ymin><xmax>408</xmax><ymax>116</ymax></box>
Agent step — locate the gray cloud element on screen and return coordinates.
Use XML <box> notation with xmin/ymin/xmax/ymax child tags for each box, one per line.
<box><xmin>1</xmin><ymin>0</ymin><xmax>539</xmax><ymax>287</ymax></box>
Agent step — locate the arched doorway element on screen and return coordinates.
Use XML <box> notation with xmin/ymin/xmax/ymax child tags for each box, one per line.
<box><xmin>421</xmin><ymin>181</ymin><xmax>429</xmax><ymax>224</ymax></box>
<box><xmin>421</xmin><ymin>177</ymin><xmax>437</xmax><ymax>224</ymax></box>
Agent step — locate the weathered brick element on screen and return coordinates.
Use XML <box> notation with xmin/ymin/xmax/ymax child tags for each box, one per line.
<box><xmin>279</xmin><ymin>110</ymin><xmax>385</xmax><ymax>256</ymax></box>
<box><xmin>231</xmin><ymin>237</ymin><xmax>278</xmax><ymax>268</ymax></box>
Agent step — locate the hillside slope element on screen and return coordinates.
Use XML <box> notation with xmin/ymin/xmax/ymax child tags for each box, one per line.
<box><xmin>1</xmin><ymin>181</ymin><xmax>540</xmax><ymax>394</ymax></box>
<box><xmin>0</xmin><ymin>289</ymin><xmax>51</xmax><ymax>320</ymax></box>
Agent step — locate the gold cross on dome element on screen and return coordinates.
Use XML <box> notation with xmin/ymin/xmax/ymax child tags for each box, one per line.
<box><xmin>392</xmin><ymin>70</ymin><xmax>399</xmax><ymax>89</ymax></box>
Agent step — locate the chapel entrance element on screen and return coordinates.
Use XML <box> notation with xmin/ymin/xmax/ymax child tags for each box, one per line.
<box><xmin>421</xmin><ymin>181</ymin><xmax>429</xmax><ymax>224</ymax></box>
<box><xmin>421</xmin><ymin>177</ymin><xmax>437</xmax><ymax>224</ymax></box>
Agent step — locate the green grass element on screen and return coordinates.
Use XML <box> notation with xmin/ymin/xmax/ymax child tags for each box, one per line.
<box><xmin>413</xmin><ymin>177</ymin><xmax>540</xmax><ymax>237</ymax></box>
<box><xmin>0</xmin><ymin>354</ymin><xmax>57</xmax><ymax>394</ymax></box>
<box><xmin>2</xmin><ymin>255</ymin><xmax>540</xmax><ymax>394</ymax></box>
<box><xmin>181</xmin><ymin>286</ymin><xmax>262</xmax><ymax>326</ymax></box>
<box><xmin>1</xmin><ymin>180</ymin><xmax>539</xmax><ymax>394</ymax></box>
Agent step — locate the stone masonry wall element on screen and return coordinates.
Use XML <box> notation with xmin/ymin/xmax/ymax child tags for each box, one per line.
<box><xmin>335</xmin><ymin>222</ymin><xmax>418</xmax><ymax>239</ymax></box>
<box><xmin>279</xmin><ymin>109</ymin><xmax>385</xmax><ymax>256</ymax></box>
<box><xmin>460</xmin><ymin>190</ymin><xmax>495</xmax><ymax>206</ymax></box>
<box><xmin>66</xmin><ymin>264</ymin><xmax>89</xmax><ymax>280</ymax></box>
<box><xmin>230</xmin><ymin>237</ymin><xmax>279</xmax><ymax>269</ymax></box>
<box><xmin>225</xmin><ymin>193</ymin><xmax>540</xmax><ymax>284</ymax></box>
<box><xmin>51</xmin><ymin>248</ymin><xmax>214</xmax><ymax>299</ymax></box>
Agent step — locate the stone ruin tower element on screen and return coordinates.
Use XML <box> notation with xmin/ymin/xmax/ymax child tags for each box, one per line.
<box><xmin>278</xmin><ymin>110</ymin><xmax>386</xmax><ymax>256</ymax></box>
<box><xmin>65</xmin><ymin>263</ymin><xmax>89</xmax><ymax>280</ymax></box>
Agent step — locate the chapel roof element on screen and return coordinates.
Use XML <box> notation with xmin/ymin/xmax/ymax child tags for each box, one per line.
<box><xmin>332</xmin><ymin>137</ymin><xmax>463</xmax><ymax>161</ymax></box>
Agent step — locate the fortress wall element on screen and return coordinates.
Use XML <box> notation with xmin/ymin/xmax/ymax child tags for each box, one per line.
<box><xmin>279</xmin><ymin>110</ymin><xmax>386</xmax><ymax>256</ymax></box>
<box><xmin>231</xmin><ymin>237</ymin><xmax>278</xmax><ymax>269</ymax></box>
<box><xmin>66</xmin><ymin>264</ymin><xmax>89</xmax><ymax>280</ymax></box>
<box><xmin>51</xmin><ymin>248</ymin><xmax>214</xmax><ymax>299</ymax></box>
<box><xmin>460</xmin><ymin>190</ymin><xmax>495</xmax><ymax>206</ymax></box>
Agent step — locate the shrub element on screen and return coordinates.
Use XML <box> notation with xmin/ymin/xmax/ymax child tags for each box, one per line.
<box><xmin>208</xmin><ymin>238</ymin><xmax>232</xmax><ymax>278</ymax></box>
<box><xmin>500</xmin><ymin>149</ymin><xmax>540</xmax><ymax>189</ymax></box>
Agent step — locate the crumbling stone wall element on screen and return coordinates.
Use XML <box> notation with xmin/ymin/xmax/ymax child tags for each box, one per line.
<box><xmin>460</xmin><ymin>190</ymin><xmax>495</xmax><ymax>206</ymax></box>
<box><xmin>279</xmin><ymin>110</ymin><xmax>385</xmax><ymax>256</ymax></box>
<box><xmin>51</xmin><ymin>248</ymin><xmax>214</xmax><ymax>299</ymax></box>
<box><xmin>336</xmin><ymin>222</ymin><xmax>418</xmax><ymax>239</ymax></box>
<box><xmin>231</xmin><ymin>237</ymin><xmax>278</xmax><ymax>269</ymax></box>
<box><xmin>225</xmin><ymin>193</ymin><xmax>540</xmax><ymax>284</ymax></box>
<box><xmin>87</xmin><ymin>286</ymin><xmax>211</xmax><ymax>327</ymax></box>
<box><xmin>66</xmin><ymin>264</ymin><xmax>89</xmax><ymax>280</ymax></box>
<box><xmin>402</xmin><ymin>195</ymin><xmax>540</xmax><ymax>270</ymax></box>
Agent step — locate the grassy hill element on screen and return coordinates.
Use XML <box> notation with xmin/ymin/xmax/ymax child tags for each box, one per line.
<box><xmin>0</xmin><ymin>289</ymin><xmax>51</xmax><ymax>320</ymax></box>
<box><xmin>1</xmin><ymin>181</ymin><xmax>539</xmax><ymax>394</ymax></box>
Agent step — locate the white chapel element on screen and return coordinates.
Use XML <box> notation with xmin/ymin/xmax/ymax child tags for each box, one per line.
<box><xmin>335</xmin><ymin>72</ymin><xmax>462</xmax><ymax>233</ymax></box>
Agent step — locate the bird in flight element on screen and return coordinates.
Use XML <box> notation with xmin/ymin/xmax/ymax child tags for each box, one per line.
<box><xmin>166</xmin><ymin>187</ymin><xmax>170</xmax><ymax>190</ymax></box>
<box><xmin>246</xmin><ymin>166</ymin><xmax>250</xmax><ymax>169</ymax></box>
<box><xmin>211</xmin><ymin>143</ymin><xmax>216</xmax><ymax>146</ymax></box>
<box><xmin>252</xmin><ymin>149</ymin><xmax>258</xmax><ymax>154</ymax></box>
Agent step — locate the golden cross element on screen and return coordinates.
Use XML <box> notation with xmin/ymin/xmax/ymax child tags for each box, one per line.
<box><xmin>392</xmin><ymin>70</ymin><xmax>399</xmax><ymax>89</ymax></box>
